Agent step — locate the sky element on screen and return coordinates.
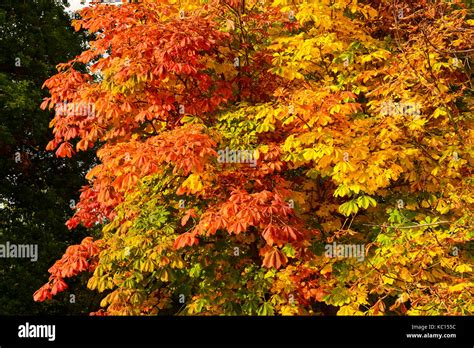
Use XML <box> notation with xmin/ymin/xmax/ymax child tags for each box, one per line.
<box><xmin>66</xmin><ymin>0</ymin><xmax>122</xmax><ymax>13</ymax></box>
<box><xmin>66</xmin><ymin>0</ymin><xmax>88</xmax><ymax>12</ymax></box>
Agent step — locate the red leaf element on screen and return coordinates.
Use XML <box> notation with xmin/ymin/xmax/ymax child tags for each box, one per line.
<box><xmin>55</xmin><ymin>142</ymin><xmax>74</xmax><ymax>158</ymax></box>
<box><xmin>262</xmin><ymin>247</ymin><xmax>288</xmax><ymax>269</ymax></box>
<box><xmin>174</xmin><ymin>233</ymin><xmax>199</xmax><ymax>249</ymax></box>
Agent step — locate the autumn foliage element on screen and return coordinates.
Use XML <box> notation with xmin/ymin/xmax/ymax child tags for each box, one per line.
<box><xmin>34</xmin><ymin>0</ymin><xmax>473</xmax><ymax>315</ymax></box>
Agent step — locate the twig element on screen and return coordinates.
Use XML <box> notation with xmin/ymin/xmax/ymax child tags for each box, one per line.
<box><xmin>364</xmin><ymin>221</ymin><xmax>450</xmax><ymax>229</ymax></box>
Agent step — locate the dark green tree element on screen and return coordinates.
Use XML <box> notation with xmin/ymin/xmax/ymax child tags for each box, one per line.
<box><xmin>0</xmin><ymin>0</ymin><xmax>100</xmax><ymax>314</ymax></box>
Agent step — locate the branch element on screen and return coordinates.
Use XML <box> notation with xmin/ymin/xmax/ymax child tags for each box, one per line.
<box><xmin>364</xmin><ymin>221</ymin><xmax>450</xmax><ymax>229</ymax></box>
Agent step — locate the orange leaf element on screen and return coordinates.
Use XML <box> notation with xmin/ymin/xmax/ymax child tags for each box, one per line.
<box><xmin>262</xmin><ymin>247</ymin><xmax>288</xmax><ymax>269</ymax></box>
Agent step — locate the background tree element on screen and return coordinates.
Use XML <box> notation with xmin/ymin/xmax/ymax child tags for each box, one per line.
<box><xmin>0</xmin><ymin>0</ymin><xmax>100</xmax><ymax>314</ymax></box>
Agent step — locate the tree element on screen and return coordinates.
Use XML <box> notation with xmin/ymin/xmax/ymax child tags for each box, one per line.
<box><xmin>35</xmin><ymin>0</ymin><xmax>473</xmax><ymax>316</ymax></box>
<box><xmin>0</xmin><ymin>0</ymin><xmax>100</xmax><ymax>314</ymax></box>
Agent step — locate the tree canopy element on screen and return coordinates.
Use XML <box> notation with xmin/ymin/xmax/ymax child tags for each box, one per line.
<box><xmin>34</xmin><ymin>0</ymin><xmax>473</xmax><ymax>316</ymax></box>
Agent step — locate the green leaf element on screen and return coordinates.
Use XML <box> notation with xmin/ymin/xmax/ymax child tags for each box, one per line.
<box><xmin>257</xmin><ymin>302</ymin><xmax>274</xmax><ymax>316</ymax></box>
<box><xmin>282</xmin><ymin>244</ymin><xmax>296</xmax><ymax>258</ymax></box>
<box><xmin>356</xmin><ymin>195</ymin><xmax>377</xmax><ymax>209</ymax></box>
<box><xmin>338</xmin><ymin>200</ymin><xmax>359</xmax><ymax>216</ymax></box>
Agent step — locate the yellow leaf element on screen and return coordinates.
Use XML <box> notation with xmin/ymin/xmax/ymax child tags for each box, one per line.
<box><xmin>399</xmin><ymin>268</ymin><xmax>413</xmax><ymax>282</ymax></box>
<box><xmin>448</xmin><ymin>283</ymin><xmax>470</xmax><ymax>293</ymax></box>
<box><xmin>181</xmin><ymin>174</ymin><xmax>204</xmax><ymax>194</ymax></box>
<box><xmin>382</xmin><ymin>274</ymin><xmax>395</xmax><ymax>285</ymax></box>
<box><xmin>432</xmin><ymin>107</ymin><xmax>447</xmax><ymax>119</ymax></box>
<box><xmin>320</xmin><ymin>264</ymin><xmax>332</xmax><ymax>275</ymax></box>
<box><xmin>338</xmin><ymin>304</ymin><xmax>362</xmax><ymax>315</ymax></box>
<box><xmin>455</xmin><ymin>264</ymin><xmax>472</xmax><ymax>273</ymax></box>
